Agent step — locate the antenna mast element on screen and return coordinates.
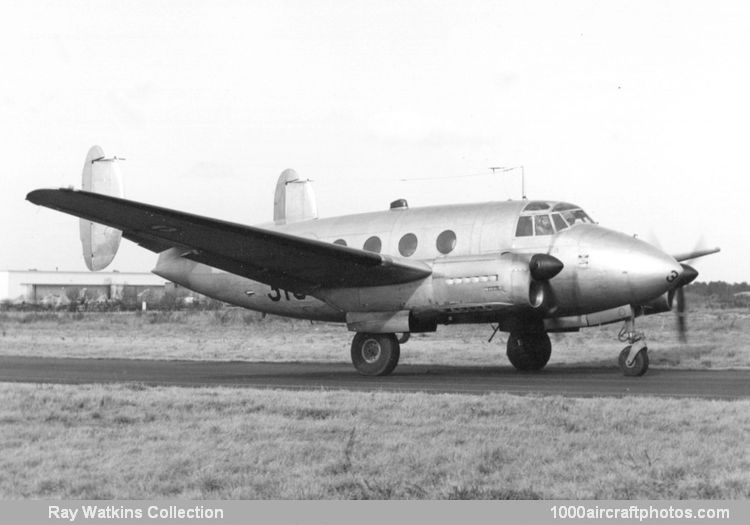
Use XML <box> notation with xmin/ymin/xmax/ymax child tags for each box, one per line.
<box><xmin>490</xmin><ymin>165</ymin><xmax>526</xmax><ymax>199</ymax></box>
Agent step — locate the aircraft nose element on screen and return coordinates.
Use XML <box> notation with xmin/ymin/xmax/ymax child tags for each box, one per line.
<box><xmin>559</xmin><ymin>225</ymin><xmax>687</xmax><ymax>311</ymax></box>
<box><xmin>623</xmin><ymin>240</ymin><xmax>684</xmax><ymax>302</ymax></box>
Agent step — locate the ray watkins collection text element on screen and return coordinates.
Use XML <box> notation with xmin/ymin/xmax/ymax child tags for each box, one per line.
<box><xmin>49</xmin><ymin>505</ymin><xmax>224</xmax><ymax>521</ymax></box>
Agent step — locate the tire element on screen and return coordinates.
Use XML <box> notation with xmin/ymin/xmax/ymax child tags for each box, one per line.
<box><xmin>397</xmin><ymin>333</ymin><xmax>411</xmax><ymax>344</ymax></box>
<box><xmin>351</xmin><ymin>333</ymin><xmax>400</xmax><ymax>376</ymax></box>
<box><xmin>506</xmin><ymin>332</ymin><xmax>552</xmax><ymax>371</ymax></box>
<box><xmin>618</xmin><ymin>346</ymin><xmax>649</xmax><ymax>376</ymax></box>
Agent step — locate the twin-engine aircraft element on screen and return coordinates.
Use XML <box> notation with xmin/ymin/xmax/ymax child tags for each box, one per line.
<box><xmin>27</xmin><ymin>146</ymin><xmax>719</xmax><ymax>377</ymax></box>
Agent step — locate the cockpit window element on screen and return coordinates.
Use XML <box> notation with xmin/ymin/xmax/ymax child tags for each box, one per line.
<box><xmin>561</xmin><ymin>209</ymin><xmax>593</xmax><ymax>225</ymax></box>
<box><xmin>552</xmin><ymin>202</ymin><xmax>579</xmax><ymax>212</ymax></box>
<box><xmin>523</xmin><ymin>201</ymin><xmax>550</xmax><ymax>211</ymax></box>
<box><xmin>515</xmin><ymin>216</ymin><xmax>533</xmax><ymax>236</ymax></box>
<box><xmin>534</xmin><ymin>215</ymin><xmax>555</xmax><ymax>235</ymax></box>
<box><xmin>515</xmin><ymin>201</ymin><xmax>593</xmax><ymax>237</ymax></box>
<box><xmin>552</xmin><ymin>213</ymin><xmax>568</xmax><ymax>231</ymax></box>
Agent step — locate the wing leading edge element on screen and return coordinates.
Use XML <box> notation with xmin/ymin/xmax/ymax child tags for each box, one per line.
<box><xmin>27</xmin><ymin>188</ymin><xmax>432</xmax><ymax>293</ymax></box>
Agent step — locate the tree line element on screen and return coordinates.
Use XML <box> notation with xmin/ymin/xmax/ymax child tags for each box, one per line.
<box><xmin>687</xmin><ymin>281</ymin><xmax>750</xmax><ymax>307</ymax></box>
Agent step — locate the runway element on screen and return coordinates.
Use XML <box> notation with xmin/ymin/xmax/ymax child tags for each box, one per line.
<box><xmin>0</xmin><ymin>355</ymin><xmax>748</xmax><ymax>399</ymax></box>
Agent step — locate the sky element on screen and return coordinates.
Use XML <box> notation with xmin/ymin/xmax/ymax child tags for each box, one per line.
<box><xmin>2</xmin><ymin>0</ymin><xmax>748</xmax><ymax>282</ymax></box>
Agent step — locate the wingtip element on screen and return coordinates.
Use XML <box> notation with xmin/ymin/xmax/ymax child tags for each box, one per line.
<box><xmin>26</xmin><ymin>187</ymin><xmax>76</xmax><ymax>205</ymax></box>
<box><xmin>26</xmin><ymin>189</ymin><xmax>45</xmax><ymax>204</ymax></box>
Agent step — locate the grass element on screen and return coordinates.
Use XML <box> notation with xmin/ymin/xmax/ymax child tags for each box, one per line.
<box><xmin>0</xmin><ymin>308</ymin><xmax>748</xmax><ymax>369</ymax></box>
<box><xmin>0</xmin><ymin>383</ymin><xmax>747</xmax><ymax>499</ymax></box>
<box><xmin>0</xmin><ymin>308</ymin><xmax>747</xmax><ymax>500</ymax></box>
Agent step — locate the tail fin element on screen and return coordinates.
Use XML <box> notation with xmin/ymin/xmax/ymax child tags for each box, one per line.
<box><xmin>273</xmin><ymin>169</ymin><xmax>318</xmax><ymax>225</ymax></box>
<box><xmin>79</xmin><ymin>145</ymin><xmax>124</xmax><ymax>270</ymax></box>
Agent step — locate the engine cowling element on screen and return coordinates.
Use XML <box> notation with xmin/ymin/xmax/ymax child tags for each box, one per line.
<box><xmin>499</xmin><ymin>253</ymin><xmax>547</xmax><ymax>309</ymax></box>
<box><xmin>430</xmin><ymin>253</ymin><xmax>563</xmax><ymax>312</ymax></box>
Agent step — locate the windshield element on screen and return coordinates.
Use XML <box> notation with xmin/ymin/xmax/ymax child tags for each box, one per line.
<box><xmin>515</xmin><ymin>202</ymin><xmax>593</xmax><ymax>237</ymax></box>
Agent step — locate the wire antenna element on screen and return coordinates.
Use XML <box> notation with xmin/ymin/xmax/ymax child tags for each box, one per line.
<box><xmin>489</xmin><ymin>166</ymin><xmax>525</xmax><ymax>199</ymax></box>
<box><xmin>398</xmin><ymin>165</ymin><xmax>526</xmax><ymax>199</ymax></box>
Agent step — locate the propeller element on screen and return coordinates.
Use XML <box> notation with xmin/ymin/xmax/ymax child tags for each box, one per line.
<box><xmin>672</xmin><ymin>263</ymin><xmax>698</xmax><ymax>343</ymax></box>
<box><xmin>646</xmin><ymin>231</ymin><xmax>717</xmax><ymax>344</ymax></box>
<box><xmin>670</xmin><ymin>246</ymin><xmax>717</xmax><ymax>342</ymax></box>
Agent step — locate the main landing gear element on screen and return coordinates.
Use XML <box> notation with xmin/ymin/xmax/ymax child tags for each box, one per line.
<box><xmin>350</xmin><ymin>332</ymin><xmax>401</xmax><ymax>376</ymax></box>
<box><xmin>617</xmin><ymin>318</ymin><xmax>649</xmax><ymax>376</ymax></box>
<box><xmin>506</xmin><ymin>331</ymin><xmax>552</xmax><ymax>371</ymax></box>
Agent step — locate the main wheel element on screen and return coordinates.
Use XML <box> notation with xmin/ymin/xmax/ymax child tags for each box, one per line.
<box><xmin>618</xmin><ymin>346</ymin><xmax>649</xmax><ymax>376</ymax></box>
<box><xmin>506</xmin><ymin>332</ymin><xmax>552</xmax><ymax>371</ymax></box>
<box><xmin>351</xmin><ymin>333</ymin><xmax>400</xmax><ymax>376</ymax></box>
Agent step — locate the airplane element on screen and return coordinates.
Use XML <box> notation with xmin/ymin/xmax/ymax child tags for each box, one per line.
<box><xmin>26</xmin><ymin>146</ymin><xmax>720</xmax><ymax>377</ymax></box>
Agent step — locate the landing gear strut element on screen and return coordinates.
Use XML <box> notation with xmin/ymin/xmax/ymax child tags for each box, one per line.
<box><xmin>506</xmin><ymin>332</ymin><xmax>551</xmax><ymax>371</ymax></box>
<box><xmin>617</xmin><ymin>318</ymin><xmax>649</xmax><ymax>376</ymax></box>
<box><xmin>350</xmin><ymin>333</ymin><xmax>400</xmax><ymax>376</ymax></box>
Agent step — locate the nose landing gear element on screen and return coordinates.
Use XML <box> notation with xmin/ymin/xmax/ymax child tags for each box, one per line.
<box><xmin>618</xmin><ymin>318</ymin><xmax>649</xmax><ymax>376</ymax></box>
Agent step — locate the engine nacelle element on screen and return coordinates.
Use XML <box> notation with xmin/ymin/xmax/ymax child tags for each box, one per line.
<box><xmin>431</xmin><ymin>253</ymin><xmax>549</xmax><ymax>312</ymax></box>
<box><xmin>79</xmin><ymin>146</ymin><xmax>123</xmax><ymax>271</ymax></box>
<box><xmin>499</xmin><ymin>253</ymin><xmax>546</xmax><ymax>309</ymax></box>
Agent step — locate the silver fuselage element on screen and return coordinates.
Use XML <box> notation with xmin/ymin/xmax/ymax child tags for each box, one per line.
<box><xmin>153</xmin><ymin>200</ymin><xmax>682</xmax><ymax>330</ymax></box>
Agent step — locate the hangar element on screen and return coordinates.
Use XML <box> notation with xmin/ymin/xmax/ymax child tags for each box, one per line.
<box><xmin>0</xmin><ymin>269</ymin><xmax>167</xmax><ymax>307</ymax></box>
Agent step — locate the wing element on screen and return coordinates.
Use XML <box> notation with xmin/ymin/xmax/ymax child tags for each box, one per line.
<box><xmin>27</xmin><ymin>188</ymin><xmax>432</xmax><ymax>293</ymax></box>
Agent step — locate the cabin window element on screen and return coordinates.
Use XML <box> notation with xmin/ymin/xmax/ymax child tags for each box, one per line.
<box><xmin>363</xmin><ymin>236</ymin><xmax>382</xmax><ymax>253</ymax></box>
<box><xmin>333</xmin><ymin>239</ymin><xmax>347</xmax><ymax>246</ymax></box>
<box><xmin>515</xmin><ymin>216</ymin><xmax>533</xmax><ymax>237</ymax></box>
<box><xmin>534</xmin><ymin>215</ymin><xmax>554</xmax><ymax>235</ymax></box>
<box><xmin>398</xmin><ymin>233</ymin><xmax>418</xmax><ymax>257</ymax></box>
<box><xmin>552</xmin><ymin>213</ymin><xmax>568</xmax><ymax>231</ymax></box>
<box><xmin>436</xmin><ymin>229</ymin><xmax>457</xmax><ymax>254</ymax></box>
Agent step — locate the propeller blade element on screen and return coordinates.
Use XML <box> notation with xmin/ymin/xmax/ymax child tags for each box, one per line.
<box><xmin>672</xmin><ymin>263</ymin><xmax>696</xmax><ymax>344</ymax></box>
<box><xmin>666</xmin><ymin>234</ymin><xmax>718</xmax><ymax>344</ymax></box>
<box><xmin>672</xmin><ymin>247</ymin><xmax>720</xmax><ymax>262</ymax></box>
<box><xmin>676</xmin><ymin>286</ymin><xmax>687</xmax><ymax>343</ymax></box>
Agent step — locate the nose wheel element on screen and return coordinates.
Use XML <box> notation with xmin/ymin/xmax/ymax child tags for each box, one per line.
<box><xmin>618</xmin><ymin>345</ymin><xmax>649</xmax><ymax>376</ymax></box>
<box><xmin>618</xmin><ymin>318</ymin><xmax>649</xmax><ymax>376</ymax></box>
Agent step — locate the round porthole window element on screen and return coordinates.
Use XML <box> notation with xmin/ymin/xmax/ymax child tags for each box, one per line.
<box><xmin>398</xmin><ymin>233</ymin><xmax>418</xmax><ymax>257</ymax></box>
<box><xmin>363</xmin><ymin>236</ymin><xmax>382</xmax><ymax>253</ymax></box>
<box><xmin>333</xmin><ymin>239</ymin><xmax>347</xmax><ymax>246</ymax></box>
<box><xmin>436</xmin><ymin>229</ymin><xmax>457</xmax><ymax>254</ymax></box>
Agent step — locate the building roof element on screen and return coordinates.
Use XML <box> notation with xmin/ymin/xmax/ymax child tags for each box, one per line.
<box><xmin>1</xmin><ymin>269</ymin><xmax>165</xmax><ymax>287</ymax></box>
